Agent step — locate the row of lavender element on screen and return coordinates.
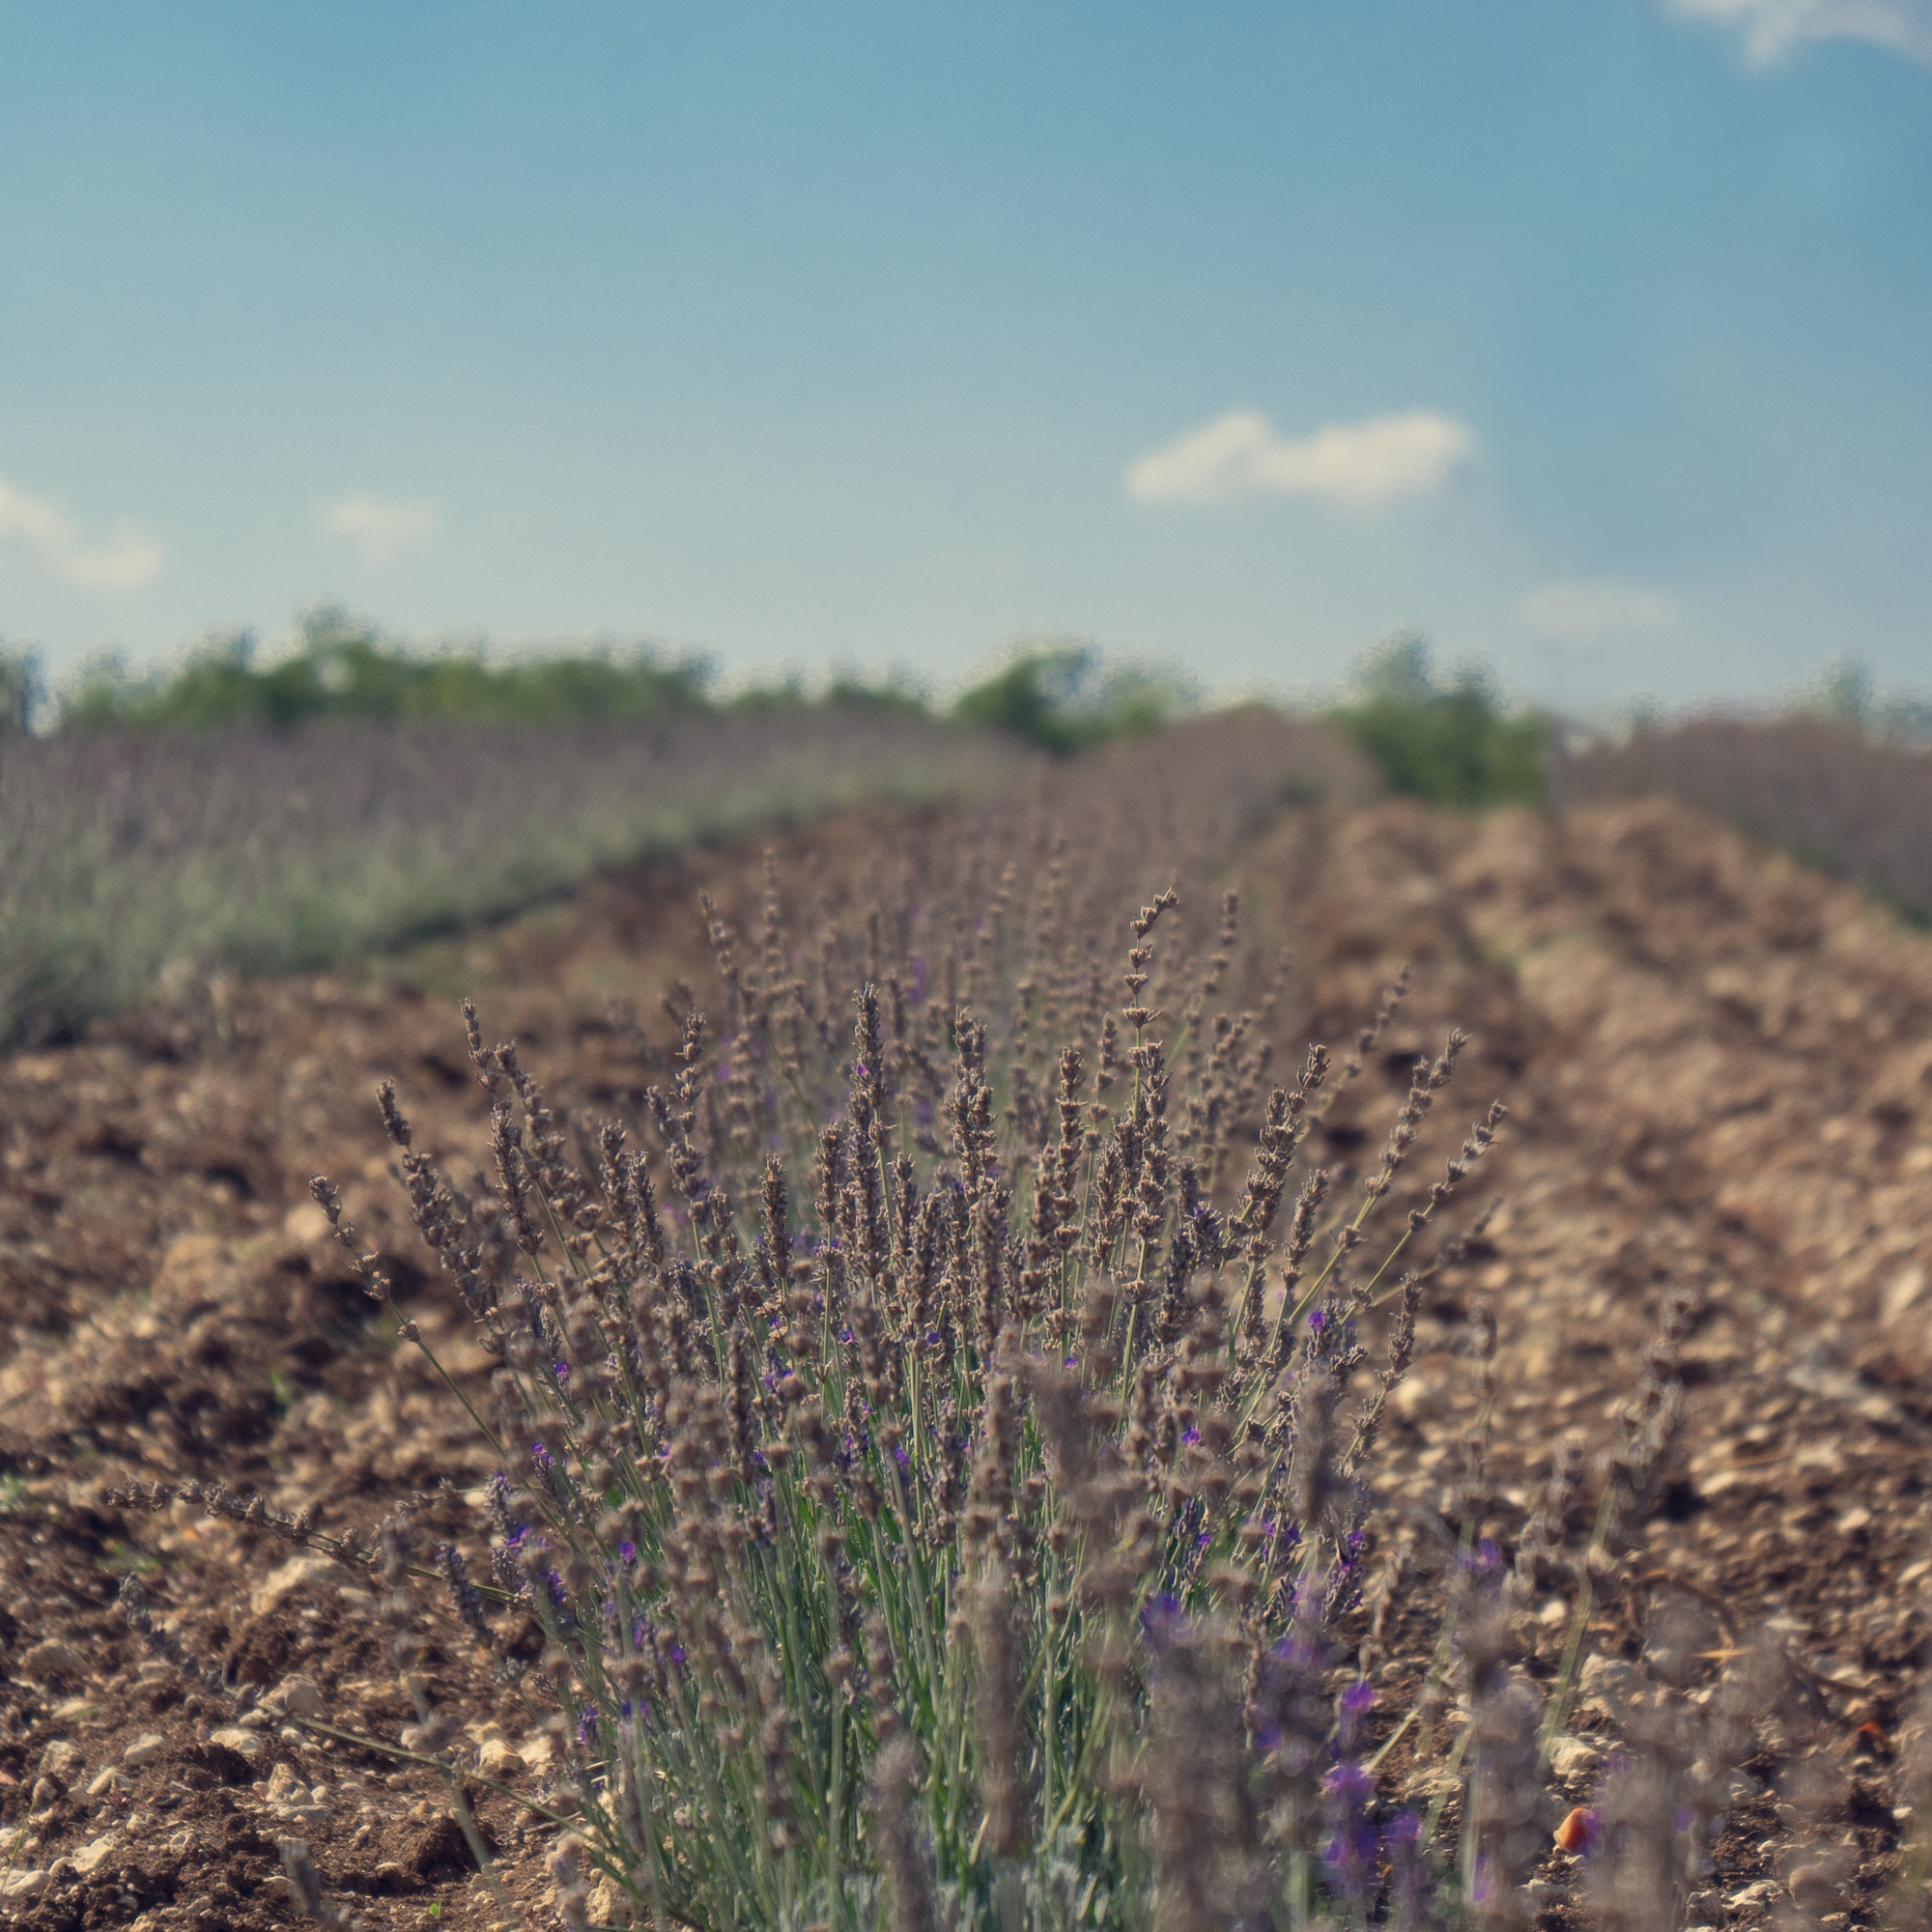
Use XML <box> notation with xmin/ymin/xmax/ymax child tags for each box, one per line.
<box><xmin>1561</xmin><ymin>716</ymin><xmax>1932</xmax><ymax>925</ymax></box>
<box><xmin>0</xmin><ymin>714</ymin><xmax>1037</xmax><ymax>1051</ymax></box>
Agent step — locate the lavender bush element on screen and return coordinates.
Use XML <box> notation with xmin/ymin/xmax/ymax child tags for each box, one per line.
<box><xmin>268</xmin><ymin>740</ymin><xmax>1520</xmax><ymax>1930</ymax></box>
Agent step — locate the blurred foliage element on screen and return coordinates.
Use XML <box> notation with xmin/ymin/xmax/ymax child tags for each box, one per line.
<box><xmin>1803</xmin><ymin>652</ymin><xmax>1932</xmax><ymax>743</ymax></box>
<box><xmin>951</xmin><ymin>642</ymin><xmax>1196</xmax><ymax>753</ymax></box>
<box><xmin>1</xmin><ymin>644</ymin><xmax>45</xmax><ymax>736</ymax></box>
<box><xmin>62</xmin><ymin>607</ymin><xmax>719</xmax><ymax>732</ymax></box>
<box><xmin>50</xmin><ymin>610</ymin><xmax>1207</xmax><ymax>757</ymax></box>
<box><xmin>1329</xmin><ymin>633</ymin><xmax>1548</xmax><ymax>809</ymax></box>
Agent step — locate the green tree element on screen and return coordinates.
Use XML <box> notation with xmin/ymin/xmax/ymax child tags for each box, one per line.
<box><xmin>1332</xmin><ymin>633</ymin><xmax>1548</xmax><ymax>808</ymax></box>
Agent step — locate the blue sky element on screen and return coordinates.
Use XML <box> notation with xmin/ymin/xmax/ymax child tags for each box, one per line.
<box><xmin>2</xmin><ymin>1</ymin><xmax>1929</xmax><ymax>712</ymax></box>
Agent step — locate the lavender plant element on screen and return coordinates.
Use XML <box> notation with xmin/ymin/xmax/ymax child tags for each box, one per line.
<box><xmin>289</xmin><ymin>805</ymin><xmax>1511</xmax><ymax>1932</ymax></box>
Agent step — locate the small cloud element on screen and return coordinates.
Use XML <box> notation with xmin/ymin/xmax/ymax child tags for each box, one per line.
<box><xmin>0</xmin><ymin>473</ymin><xmax>163</xmax><ymax>588</ymax></box>
<box><xmin>1520</xmin><ymin>579</ymin><xmax>1678</xmax><ymax>645</ymax></box>
<box><xmin>1666</xmin><ymin>0</ymin><xmax>1932</xmax><ymax>71</ymax></box>
<box><xmin>323</xmin><ymin>495</ymin><xmax>440</xmax><ymax>564</ymax></box>
<box><xmin>1126</xmin><ymin>409</ymin><xmax>1477</xmax><ymax>509</ymax></box>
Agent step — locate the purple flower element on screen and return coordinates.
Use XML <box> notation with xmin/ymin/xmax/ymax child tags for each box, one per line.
<box><xmin>1321</xmin><ymin>1762</ymin><xmax>1378</xmax><ymax>1900</ymax></box>
<box><xmin>1385</xmin><ymin>1809</ymin><xmax>1426</xmax><ymax>1913</ymax></box>
<box><xmin>1308</xmin><ymin>1308</ymin><xmax>1326</xmax><ymax>1333</ymax></box>
<box><xmin>1181</xmin><ymin>1426</ymin><xmax>1202</xmax><ymax>1447</ymax></box>
<box><xmin>619</xmin><ymin>1541</ymin><xmax>638</xmax><ymax>1566</ymax></box>
<box><xmin>553</xmin><ymin>1361</ymin><xmax>569</xmax><ymax>1384</ymax></box>
<box><xmin>1140</xmin><ymin>1594</ymin><xmax>1185</xmax><ymax>1652</ymax></box>
<box><xmin>531</xmin><ymin>1441</ymin><xmax>554</xmax><ymax>1471</ymax></box>
<box><xmin>1339</xmin><ymin>1679</ymin><xmax>1377</xmax><ymax>1750</ymax></box>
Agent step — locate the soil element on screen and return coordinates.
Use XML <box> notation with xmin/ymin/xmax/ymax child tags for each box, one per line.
<box><xmin>1</xmin><ymin>791</ymin><xmax>1928</xmax><ymax>1930</ymax></box>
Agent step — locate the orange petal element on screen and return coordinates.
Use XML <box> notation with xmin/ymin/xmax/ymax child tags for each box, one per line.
<box><xmin>1553</xmin><ymin>1804</ymin><xmax>1594</xmax><ymax>1852</ymax></box>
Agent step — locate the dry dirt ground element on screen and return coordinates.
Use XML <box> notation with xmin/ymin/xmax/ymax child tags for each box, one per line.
<box><xmin>1</xmin><ymin>795</ymin><xmax>1929</xmax><ymax>1930</ymax></box>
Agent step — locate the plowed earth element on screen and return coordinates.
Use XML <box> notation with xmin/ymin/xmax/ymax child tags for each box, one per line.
<box><xmin>1</xmin><ymin>791</ymin><xmax>1929</xmax><ymax>1930</ymax></box>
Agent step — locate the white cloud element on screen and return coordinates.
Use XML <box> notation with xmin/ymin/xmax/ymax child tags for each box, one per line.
<box><xmin>1666</xmin><ymin>0</ymin><xmax>1932</xmax><ymax>71</ymax></box>
<box><xmin>1126</xmin><ymin>408</ymin><xmax>1478</xmax><ymax>509</ymax></box>
<box><xmin>323</xmin><ymin>495</ymin><xmax>440</xmax><ymax>563</ymax></box>
<box><xmin>1520</xmin><ymin>579</ymin><xmax>1679</xmax><ymax>645</ymax></box>
<box><xmin>0</xmin><ymin>473</ymin><xmax>163</xmax><ymax>588</ymax></box>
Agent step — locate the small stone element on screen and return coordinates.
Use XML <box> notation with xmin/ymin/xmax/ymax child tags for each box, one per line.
<box><xmin>122</xmin><ymin>1733</ymin><xmax>166</xmax><ymax>1769</ymax></box>
<box><xmin>283</xmin><ymin>1200</ymin><xmax>331</xmax><ymax>1245</ymax></box>
<box><xmin>29</xmin><ymin>1776</ymin><xmax>62</xmax><ymax>1812</ymax></box>
<box><xmin>86</xmin><ymin>1769</ymin><xmax>122</xmax><ymax>1799</ymax></box>
<box><xmin>588</xmin><ymin>1874</ymin><xmax>630</xmax><ymax>1926</ymax></box>
<box><xmin>40</xmin><ymin>1740</ymin><xmax>86</xmax><ymax>1785</ymax></box>
<box><xmin>1727</xmin><ymin>1879</ymin><xmax>1780</xmax><ymax>1911</ymax></box>
<box><xmin>70</xmin><ymin>1835</ymin><xmax>116</xmax><ymax>1878</ymax></box>
<box><xmin>478</xmin><ymin>1738</ymin><xmax>526</xmax><ymax>1778</ymax></box>
<box><xmin>52</xmin><ymin>1697</ymin><xmax>97</xmax><ymax>1721</ymax></box>
<box><xmin>0</xmin><ymin>1868</ymin><xmax>48</xmax><ymax>1900</ymax></box>
<box><xmin>1548</xmin><ymin>1735</ymin><xmax>1601</xmax><ymax>1782</ymax></box>
<box><xmin>264</xmin><ymin>1674</ymin><xmax>325</xmax><ymax>1721</ymax></box>
<box><xmin>1789</xmin><ymin>1866</ymin><xmax>1841</xmax><ymax>1916</ymax></box>
<box><xmin>250</xmin><ymin>1552</ymin><xmax>351</xmax><ymax>1618</ymax></box>
<box><xmin>18</xmin><ymin>1639</ymin><xmax>85</xmax><ymax>1684</ymax></box>
<box><xmin>265</xmin><ymin>1762</ymin><xmax>301</xmax><ymax>1804</ymax></box>
<box><xmin>208</xmin><ymin>1727</ymin><xmax>265</xmax><ymax>1760</ymax></box>
<box><xmin>1577</xmin><ymin>1652</ymin><xmax>1634</xmax><ymax>1719</ymax></box>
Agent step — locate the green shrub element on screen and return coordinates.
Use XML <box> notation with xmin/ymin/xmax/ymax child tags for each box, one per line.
<box><xmin>1331</xmin><ymin>637</ymin><xmax>1547</xmax><ymax>810</ymax></box>
<box><xmin>61</xmin><ymin>607</ymin><xmax>716</xmax><ymax>733</ymax></box>
<box><xmin>952</xmin><ymin>645</ymin><xmax>1195</xmax><ymax>754</ymax></box>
